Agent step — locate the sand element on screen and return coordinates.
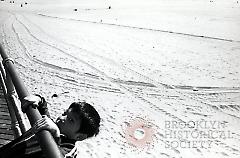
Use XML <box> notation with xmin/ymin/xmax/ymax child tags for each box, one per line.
<box><xmin>0</xmin><ymin>0</ymin><xmax>240</xmax><ymax>157</ymax></box>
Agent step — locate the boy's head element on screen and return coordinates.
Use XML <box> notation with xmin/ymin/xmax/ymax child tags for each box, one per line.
<box><xmin>56</xmin><ymin>102</ymin><xmax>100</xmax><ymax>141</ymax></box>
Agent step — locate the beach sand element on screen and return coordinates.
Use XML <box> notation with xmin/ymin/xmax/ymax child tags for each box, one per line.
<box><xmin>0</xmin><ymin>0</ymin><xmax>240</xmax><ymax>157</ymax></box>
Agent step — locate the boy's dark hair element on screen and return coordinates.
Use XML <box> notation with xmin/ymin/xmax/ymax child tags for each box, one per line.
<box><xmin>69</xmin><ymin>102</ymin><xmax>100</xmax><ymax>137</ymax></box>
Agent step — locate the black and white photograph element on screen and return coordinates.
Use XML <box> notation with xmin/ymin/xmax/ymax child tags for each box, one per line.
<box><xmin>0</xmin><ymin>0</ymin><xmax>239</xmax><ymax>157</ymax></box>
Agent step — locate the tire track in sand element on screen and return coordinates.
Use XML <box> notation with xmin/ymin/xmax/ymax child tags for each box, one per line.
<box><xmin>18</xmin><ymin>13</ymin><xmax>240</xmax><ymax>121</ymax></box>
<box><xmin>37</xmin><ymin>13</ymin><xmax>240</xmax><ymax>43</ymax></box>
<box><xmin>14</xmin><ymin>14</ymin><xmax>186</xmax><ymax>122</ymax></box>
<box><xmin>11</xmin><ymin>14</ymin><xmax>191</xmax><ymax>156</ymax></box>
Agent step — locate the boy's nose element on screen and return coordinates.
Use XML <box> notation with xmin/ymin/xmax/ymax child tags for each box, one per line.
<box><xmin>58</xmin><ymin>115</ymin><xmax>67</xmax><ymax>122</ymax></box>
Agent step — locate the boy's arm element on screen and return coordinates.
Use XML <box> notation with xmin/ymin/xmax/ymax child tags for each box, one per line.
<box><xmin>0</xmin><ymin>127</ymin><xmax>35</xmax><ymax>157</ymax></box>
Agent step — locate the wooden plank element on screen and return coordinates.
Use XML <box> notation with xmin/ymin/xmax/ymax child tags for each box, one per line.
<box><xmin>0</xmin><ymin>111</ymin><xmax>10</xmax><ymax>117</ymax></box>
<box><xmin>0</xmin><ymin>119</ymin><xmax>11</xmax><ymax>125</ymax></box>
<box><xmin>0</xmin><ymin>98</ymin><xmax>7</xmax><ymax>101</ymax></box>
<box><xmin>0</xmin><ymin>102</ymin><xmax>8</xmax><ymax>106</ymax></box>
<box><xmin>0</xmin><ymin>133</ymin><xmax>14</xmax><ymax>140</ymax></box>
<box><xmin>0</xmin><ymin>139</ymin><xmax>11</xmax><ymax>146</ymax></box>
<box><xmin>0</xmin><ymin>115</ymin><xmax>11</xmax><ymax>121</ymax></box>
<box><xmin>0</xmin><ymin>124</ymin><xmax>11</xmax><ymax>129</ymax></box>
<box><xmin>0</xmin><ymin>86</ymin><xmax>14</xmax><ymax>147</ymax></box>
<box><xmin>0</xmin><ymin>84</ymin><xmax>12</xmax><ymax>144</ymax></box>
<box><xmin>0</xmin><ymin>128</ymin><xmax>13</xmax><ymax>135</ymax></box>
<box><xmin>0</xmin><ymin>108</ymin><xmax>8</xmax><ymax>112</ymax></box>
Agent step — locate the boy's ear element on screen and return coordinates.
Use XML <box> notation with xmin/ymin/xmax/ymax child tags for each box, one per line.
<box><xmin>76</xmin><ymin>133</ymin><xmax>88</xmax><ymax>141</ymax></box>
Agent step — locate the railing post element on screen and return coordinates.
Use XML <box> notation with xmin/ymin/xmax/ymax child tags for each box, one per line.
<box><xmin>0</xmin><ymin>45</ymin><xmax>64</xmax><ymax>158</ymax></box>
<box><xmin>0</xmin><ymin>63</ymin><xmax>22</xmax><ymax>138</ymax></box>
<box><xmin>0</xmin><ymin>62</ymin><xmax>28</xmax><ymax>134</ymax></box>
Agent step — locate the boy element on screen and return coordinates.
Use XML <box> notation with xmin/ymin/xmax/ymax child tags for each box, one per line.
<box><xmin>0</xmin><ymin>95</ymin><xmax>101</xmax><ymax>158</ymax></box>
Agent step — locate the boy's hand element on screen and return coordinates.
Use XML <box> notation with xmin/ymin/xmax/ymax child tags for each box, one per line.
<box><xmin>22</xmin><ymin>95</ymin><xmax>42</xmax><ymax>113</ymax></box>
<box><xmin>22</xmin><ymin>94</ymin><xmax>49</xmax><ymax>117</ymax></box>
<box><xmin>33</xmin><ymin>115</ymin><xmax>60</xmax><ymax>138</ymax></box>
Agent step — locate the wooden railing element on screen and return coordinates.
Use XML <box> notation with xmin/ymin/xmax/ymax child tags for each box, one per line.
<box><xmin>0</xmin><ymin>44</ymin><xmax>64</xmax><ymax>158</ymax></box>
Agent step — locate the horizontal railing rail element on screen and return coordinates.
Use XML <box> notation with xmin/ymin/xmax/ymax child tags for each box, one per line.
<box><xmin>0</xmin><ymin>44</ymin><xmax>64</xmax><ymax>158</ymax></box>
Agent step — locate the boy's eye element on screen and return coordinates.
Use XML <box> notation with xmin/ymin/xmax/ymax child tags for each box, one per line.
<box><xmin>62</xmin><ymin>111</ymin><xmax>67</xmax><ymax>116</ymax></box>
<box><xmin>62</xmin><ymin>109</ymin><xmax>69</xmax><ymax>116</ymax></box>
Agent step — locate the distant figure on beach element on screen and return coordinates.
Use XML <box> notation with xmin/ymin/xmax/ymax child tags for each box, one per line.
<box><xmin>0</xmin><ymin>95</ymin><xmax>101</xmax><ymax>158</ymax></box>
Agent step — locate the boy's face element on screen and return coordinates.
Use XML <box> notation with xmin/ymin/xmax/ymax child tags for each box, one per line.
<box><xmin>56</xmin><ymin>108</ymin><xmax>84</xmax><ymax>140</ymax></box>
